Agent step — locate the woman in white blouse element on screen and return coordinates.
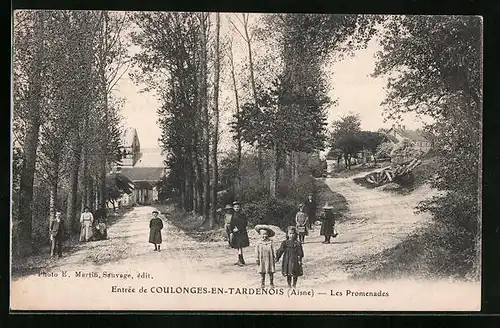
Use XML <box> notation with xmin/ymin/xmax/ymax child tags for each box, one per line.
<box><xmin>79</xmin><ymin>207</ymin><xmax>94</xmax><ymax>242</ymax></box>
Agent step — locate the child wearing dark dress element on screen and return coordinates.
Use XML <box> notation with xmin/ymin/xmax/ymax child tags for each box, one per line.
<box><xmin>149</xmin><ymin>210</ymin><xmax>164</xmax><ymax>251</ymax></box>
<box><xmin>276</xmin><ymin>226</ymin><xmax>304</xmax><ymax>288</ymax></box>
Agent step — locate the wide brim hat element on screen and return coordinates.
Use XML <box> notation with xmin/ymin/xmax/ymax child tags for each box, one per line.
<box><xmin>152</xmin><ymin>210</ymin><xmax>159</xmax><ymax>214</ymax></box>
<box><xmin>254</xmin><ymin>224</ymin><xmax>276</xmax><ymax>237</ymax></box>
<box><xmin>323</xmin><ymin>203</ymin><xmax>334</xmax><ymax>210</ymax></box>
<box><xmin>232</xmin><ymin>201</ymin><xmax>241</xmax><ymax>205</ymax></box>
<box><xmin>298</xmin><ymin>203</ymin><xmax>305</xmax><ymax>208</ymax></box>
<box><xmin>224</xmin><ymin>204</ymin><xmax>233</xmax><ymax>210</ymax></box>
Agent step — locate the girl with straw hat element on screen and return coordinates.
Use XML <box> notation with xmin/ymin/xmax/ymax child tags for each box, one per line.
<box><xmin>319</xmin><ymin>203</ymin><xmax>338</xmax><ymax>244</ymax></box>
<box><xmin>254</xmin><ymin>225</ymin><xmax>276</xmax><ymax>288</ymax></box>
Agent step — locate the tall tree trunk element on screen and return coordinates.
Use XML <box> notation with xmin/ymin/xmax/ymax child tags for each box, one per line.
<box><xmin>228</xmin><ymin>37</ymin><xmax>242</xmax><ymax>196</ymax></box>
<box><xmin>17</xmin><ymin>110</ymin><xmax>41</xmax><ymax>256</ymax></box>
<box><xmin>99</xmin><ymin>160</ymin><xmax>106</xmax><ymax>209</ymax></box>
<box><xmin>200</xmin><ymin>13</ymin><xmax>210</xmax><ymax>220</ymax></box>
<box><xmin>16</xmin><ymin>12</ymin><xmax>44</xmax><ymax>256</ymax></box>
<box><xmin>49</xmin><ymin>160</ymin><xmax>60</xmax><ymax>222</ymax></box>
<box><xmin>270</xmin><ymin>144</ymin><xmax>280</xmax><ymax>198</ymax></box>
<box><xmin>88</xmin><ymin>176</ymin><xmax>95</xmax><ymax>211</ymax></box>
<box><xmin>293</xmin><ymin>152</ymin><xmax>300</xmax><ymax>182</ymax></box>
<box><xmin>66</xmin><ymin>135</ymin><xmax>81</xmax><ymax>233</ymax></box>
<box><xmin>241</xmin><ymin>14</ymin><xmax>264</xmax><ymax>182</ymax></box>
<box><xmin>210</xmin><ymin>12</ymin><xmax>221</xmax><ymax>228</ymax></box>
<box><xmin>81</xmin><ymin>148</ymin><xmax>89</xmax><ymax>211</ymax></box>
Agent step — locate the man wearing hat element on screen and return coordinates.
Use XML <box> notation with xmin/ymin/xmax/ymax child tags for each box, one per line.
<box><xmin>49</xmin><ymin>211</ymin><xmax>65</xmax><ymax>257</ymax></box>
<box><xmin>229</xmin><ymin>201</ymin><xmax>250</xmax><ymax>266</ymax></box>
<box><xmin>223</xmin><ymin>204</ymin><xmax>234</xmax><ymax>247</ymax></box>
<box><xmin>319</xmin><ymin>203</ymin><xmax>338</xmax><ymax>244</ymax></box>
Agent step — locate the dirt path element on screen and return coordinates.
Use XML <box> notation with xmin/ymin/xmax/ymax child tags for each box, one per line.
<box><xmin>319</xmin><ymin>171</ymin><xmax>436</xmax><ymax>275</ymax></box>
<box><xmin>11</xmin><ymin>175</ymin><xmax>436</xmax><ymax>294</ymax></box>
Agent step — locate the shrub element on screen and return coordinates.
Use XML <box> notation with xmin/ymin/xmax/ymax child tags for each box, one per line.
<box><xmin>244</xmin><ymin>198</ymin><xmax>298</xmax><ymax>231</ymax></box>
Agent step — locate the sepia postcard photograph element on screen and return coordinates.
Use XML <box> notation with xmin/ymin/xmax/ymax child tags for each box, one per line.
<box><xmin>10</xmin><ymin>11</ymin><xmax>482</xmax><ymax>312</ymax></box>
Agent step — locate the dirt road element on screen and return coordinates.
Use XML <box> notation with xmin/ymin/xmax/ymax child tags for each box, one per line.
<box><xmin>12</xmin><ymin>171</ymin><xmax>435</xmax><ymax>290</ymax></box>
<box><xmin>12</xmin><ymin>175</ymin><xmax>481</xmax><ymax>311</ymax></box>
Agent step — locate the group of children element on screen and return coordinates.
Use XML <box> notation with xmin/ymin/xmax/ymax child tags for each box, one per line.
<box><xmin>147</xmin><ymin>201</ymin><xmax>339</xmax><ymax>289</ymax></box>
<box><xmin>254</xmin><ymin>202</ymin><xmax>338</xmax><ymax>289</ymax></box>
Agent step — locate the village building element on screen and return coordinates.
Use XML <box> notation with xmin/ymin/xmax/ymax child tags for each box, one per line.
<box><xmin>112</xmin><ymin>128</ymin><xmax>168</xmax><ymax>206</ymax></box>
<box><xmin>384</xmin><ymin>124</ymin><xmax>432</xmax><ymax>153</ymax></box>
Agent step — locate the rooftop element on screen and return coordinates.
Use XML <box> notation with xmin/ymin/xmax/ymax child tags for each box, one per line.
<box><xmin>389</xmin><ymin>127</ymin><xmax>429</xmax><ymax>142</ymax></box>
<box><xmin>134</xmin><ymin>147</ymin><xmax>166</xmax><ymax>168</ymax></box>
<box><xmin>119</xmin><ymin>167</ymin><xmax>165</xmax><ymax>182</ymax></box>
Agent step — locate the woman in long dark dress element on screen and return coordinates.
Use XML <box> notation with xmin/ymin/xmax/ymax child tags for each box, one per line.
<box><xmin>304</xmin><ymin>194</ymin><xmax>316</xmax><ymax>229</ymax></box>
<box><xmin>319</xmin><ymin>204</ymin><xmax>338</xmax><ymax>244</ymax></box>
<box><xmin>149</xmin><ymin>210</ymin><xmax>164</xmax><ymax>251</ymax></box>
<box><xmin>229</xmin><ymin>201</ymin><xmax>250</xmax><ymax>266</ymax></box>
<box><xmin>276</xmin><ymin>226</ymin><xmax>304</xmax><ymax>288</ymax></box>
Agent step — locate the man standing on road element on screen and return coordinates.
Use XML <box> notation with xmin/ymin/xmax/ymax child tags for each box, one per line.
<box><xmin>229</xmin><ymin>201</ymin><xmax>250</xmax><ymax>266</ymax></box>
<box><xmin>304</xmin><ymin>194</ymin><xmax>316</xmax><ymax>229</ymax></box>
<box><xmin>49</xmin><ymin>211</ymin><xmax>65</xmax><ymax>257</ymax></box>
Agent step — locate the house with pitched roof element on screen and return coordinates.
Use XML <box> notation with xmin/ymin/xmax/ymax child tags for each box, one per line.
<box><xmin>385</xmin><ymin>124</ymin><xmax>432</xmax><ymax>153</ymax></box>
<box><xmin>111</xmin><ymin>128</ymin><xmax>168</xmax><ymax>206</ymax></box>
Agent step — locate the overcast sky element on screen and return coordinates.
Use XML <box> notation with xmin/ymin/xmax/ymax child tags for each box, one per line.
<box><xmin>116</xmin><ymin>14</ymin><xmax>433</xmax><ymax>150</ymax></box>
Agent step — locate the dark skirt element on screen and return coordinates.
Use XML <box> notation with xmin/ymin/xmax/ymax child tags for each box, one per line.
<box><xmin>320</xmin><ymin>218</ymin><xmax>335</xmax><ymax>236</ymax></box>
<box><xmin>280</xmin><ymin>250</ymin><xmax>303</xmax><ymax>277</ymax></box>
<box><xmin>230</xmin><ymin>230</ymin><xmax>249</xmax><ymax>249</ymax></box>
<box><xmin>149</xmin><ymin>228</ymin><xmax>162</xmax><ymax>244</ymax></box>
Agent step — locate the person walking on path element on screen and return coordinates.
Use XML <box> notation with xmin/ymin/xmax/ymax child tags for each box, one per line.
<box><xmin>229</xmin><ymin>201</ymin><xmax>250</xmax><ymax>266</ymax></box>
<box><xmin>295</xmin><ymin>204</ymin><xmax>309</xmax><ymax>244</ymax></box>
<box><xmin>319</xmin><ymin>203</ymin><xmax>338</xmax><ymax>244</ymax></box>
<box><xmin>149</xmin><ymin>210</ymin><xmax>164</xmax><ymax>252</ymax></box>
<box><xmin>79</xmin><ymin>207</ymin><xmax>94</xmax><ymax>242</ymax></box>
<box><xmin>254</xmin><ymin>225</ymin><xmax>276</xmax><ymax>288</ymax></box>
<box><xmin>49</xmin><ymin>211</ymin><xmax>65</xmax><ymax>257</ymax></box>
<box><xmin>304</xmin><ymin>194</ymin><xmax>316</xmax><ymax>229</ymax></box>
<box><xmin>223</xmin><ymin>204</ymin><xmax>234</xmax><ymax>247</ymax></box>
<box><xmin>276</xmin><ymin>226</ymin><xmax>304</xmax><ymax>288</ymax></box>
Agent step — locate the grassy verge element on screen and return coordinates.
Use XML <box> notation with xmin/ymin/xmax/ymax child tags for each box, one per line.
<box><xmin>157</xmin><ymin>178</ymin><xmax>350</xmax><ymax>243</ymax></box>
<box><xmin>343</xmin><ymin>221</ymin><xmax>478</xmax><ymax>281</ymax></box>
<box><xmin>154</xmin><ymin>203</ymin><xmax>228</xmax><ymax>243</ymax></box>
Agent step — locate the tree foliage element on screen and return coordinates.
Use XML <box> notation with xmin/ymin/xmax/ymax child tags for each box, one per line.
<box><xmin>373</xmin><ymin>15</ymin><xmax>482</xmax><ymax>277</ymax></box>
